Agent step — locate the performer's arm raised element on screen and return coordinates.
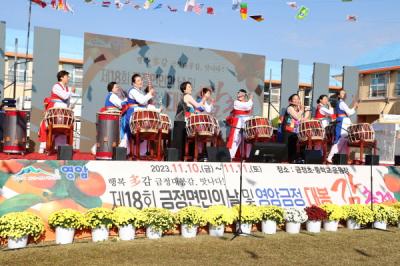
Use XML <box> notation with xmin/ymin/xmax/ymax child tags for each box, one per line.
<box><xmin>129</xmin><ymin>87</ymin><xmax>153</xmax><ymax>105</ymax></box>
<box><xmin>233</xmin><ymin>99</ymin><xmax>253</xmax><ymax>111</ymax></box>
<box><xmin>339</xmin><ymin>101</ymin><xmax>356</xmax><ymax>116</ymax></box>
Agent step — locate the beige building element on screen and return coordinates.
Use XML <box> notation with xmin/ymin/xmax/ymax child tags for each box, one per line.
<box><xmin>3</xmin><ymin>52</ymin><xmax>83</xmax><ymax>148</ymax></box>
<box><xmin>357</xmin><ymin>64</ymin><xmax>400</xmax><ymax>123</ymax></box>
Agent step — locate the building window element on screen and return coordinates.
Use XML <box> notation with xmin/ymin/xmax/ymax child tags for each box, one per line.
<box><xmin>264</xmin><ymin>86</ymin><xmax>280</xmax><ymax>105</ymax></box>
<box><xmin>304</xmin><ymin>89</ymin><xmax>311</xmax><ymax>108</ymax></box>
<box><xmin>369</xmin><ymin>73</ymin><xmax>387</xmax><ymax>98</ymax></box>
<box><xmin>396</xmin><ymin>71</ymin><xmax>400</xmax><ymax>96</ymax></box>
<box><xmin>7</xmin><ymin>58</ymin><xmax>27</xmax><ymax>83</ymax></box>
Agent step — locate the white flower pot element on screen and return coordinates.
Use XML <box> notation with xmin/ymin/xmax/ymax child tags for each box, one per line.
<box><xmin>209</xmin><ymin>225</ymin><xmax>225</xmax><ymax>237</ymax></box>
<box><xmin>261</xmin><ymin>220</ymin><xmax>277</xmax><ymax>235</ymax></box>
<box><xmin>8</xmin><ymin>235</ymin><xmax>28</xmax><ymax>249</ymax></box>
<box><xmin>373</xmin><ymin>221</ymin><xmax>387</xmax><ymax>230</ymax></box>
<box><xmin>236</xmin><ymin>223</ymin><xmax>252</xmax><ymax>235</ymax></box>
<box><xmin>306</xmin><ymin>220</ymin><xmax>321</xmax><ymax>233</ymax></box>
<box><xmin>146</xmin><ymin>226</ymin><xmax>162</xmax><ymax>239</ymax></box>
<box><xmin>181</xmin><ymin>224</ymin><xmax>198</xmax><ymax>238</ymax></box>
<box><xmin>286</xmin><ymin>222</ymin><xmax>301</xmax><ymax>234</ymax></box>
<box><xmin>92</xmin><ymin>225</ymin><xmax>109</xmax><ymax>242</ymax></box>
<box><xmin>55</xmin><ymin>227</ymin><xmax>75</xmax><ymax>244</ymax></box>
<box><xmin>347</xmin><ymin>219</ymin><xmax>361</xmax><ymax>230</ymax></box>
<box><xmin>118</xmin><ymin>224</ymin><xmax>136</xmax><ymax>241</ymax></box>
<box><xmin>323</xmin><ymin>220</ymin><xmax>339</xmax><ymax>232</ymax></box>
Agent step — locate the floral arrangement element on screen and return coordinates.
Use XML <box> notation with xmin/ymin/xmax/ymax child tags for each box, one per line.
<box><xmin>85</xmin><ymin>208</ymin><xmax>113</xmax><ymax>229</ymax></box>
<box><xmin>112</xmin><ymin>207</ymin><xmax>146</xmax><ymax>228</ymax></box>
<box><xmin>233</xmin><ymin>205</ymin><xmax>261</xmax><ymax>224</ymax></box>
<box><xmin>284</xmin><ymin>208</ymin><xmax>308</xmax><ymax>223</ymax></box>
<box><xmin>48</xmin><ymin>209</ymin><xmax>84</xmax><ymax>229</ymax></box>
<box><xmin>257</xmin><ymin>205</ymin><xmax>284</xmax><ymax>223</ymax></box>
<box><xmin>304</xmin><ymin>205</ymin><xmax>328</xmax><ymax>221</ymax></box>
<box><xmin>0</xmin><ymin>212</ymin><xmax>45</xmax><ymax>241</ymax></box>
<box><xmin>343</xmin><ymin>204</ymin><xmax>374</xmax><ymax>225</ymax></box>
<box><xmin>142</xmin><ymin>207</ymin><xmax>175</xmax><ymax>232</ymax></box>
<box><xmin>320</xmin><ymin>204</ymin><xmax>345</xmax><ymax>221</ymax></box>
<box><xmin>204</xmin><ymin>205</ymin><xmax>236</xmax><ymax>226</ymax></box>
<box><xmin>175</xmin><ymin>206</ymin><xmax>206</xmax><ymax>228</ymax></box>
<box><xmin>372</xmin><ymin>204</ymin><xmax>398</xmax><ymax>224</ymax></box>
<box><xmin>392</xmin><ymin>203</ymin><xmax>400</xmax><ymax>223</ymax></box>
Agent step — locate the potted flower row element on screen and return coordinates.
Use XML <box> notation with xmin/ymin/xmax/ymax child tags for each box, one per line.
<box><xmin>0</xmin><ymin>212</ymin><xmax>45</xmax><ymax>249</ymax></box>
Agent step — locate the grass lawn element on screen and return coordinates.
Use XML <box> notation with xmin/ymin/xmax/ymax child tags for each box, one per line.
<box><xmin>1</xmin><ymin>228</ymin><xmax>400</xmax><ymax>266</ymax></box>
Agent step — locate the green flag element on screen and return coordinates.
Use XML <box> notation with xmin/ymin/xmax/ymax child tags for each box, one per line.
<box><xmin>296</xmin><ymin>6</ymin><xmax>310</xmax><ymax>20</ymax></box>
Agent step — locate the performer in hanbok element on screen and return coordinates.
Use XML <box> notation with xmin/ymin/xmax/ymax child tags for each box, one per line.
<box><xmin>326</xmin><ymin>89</ymin><xmax>358</xmax><ymax>163</ymax></box>
<box><xmin>226</xmin><ymin>89</ymin><xmax>253</xmax><ymax>159</ymax></box>
<box><xmin>196</xmin><ymin>87</ymin><xmax>215</xmax><ymax>114</ymax></box>
<box><xmin>314</xmin><ymin>94</ymin><xmax>334</xmax><ymax>129</ymax></box>
<box><xmin>119</xmin><ymin>74</ymin><xmax>154</xmax><ymax>155</ymax></box>
<box><xmin>38</xmin><ymin>70</ymin><xmax>76</xmax><ymax>153</ymax></box>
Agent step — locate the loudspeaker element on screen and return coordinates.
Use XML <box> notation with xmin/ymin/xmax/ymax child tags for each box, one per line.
<box><xmin>304</xmin><ymin>150</ymin><xmax>323</xmax><ymax>164</ymax></box>
<box><xmin>165</xmin><ymin>148</ymin><xmax>180</xmax><ymax>161</ymax></box>
<box><xmin>112</xmin><ymin>147</ymin><xmax>127</xmax><ymax>160</ymax></box>
<box><xmin>57</xmin><ymin>145</ymin><xmax>73</xmax><ymax>160</ymax></box>
<box><xmin>333</xmin><ymin>154</ymin><xmax>347</xmax><ymax>165</ymax></box>
<box><xmin>248</xmin><ymin>143</ymin><xmax>288</xmax><ymax>163</ymax></box>
<box><xmin>365</xmin><ymin>155</ymin><xmax>379</xmax><ymax>166</ymax></box>
<box><xmin>395</xmin><ymin>155</ymin><xmax>400</xmax><ymax>166</ymax></box>
<box><xmin>206</xmin><ymin>147</ymin><xmax>231</xmax><ymax>162</ymax></box>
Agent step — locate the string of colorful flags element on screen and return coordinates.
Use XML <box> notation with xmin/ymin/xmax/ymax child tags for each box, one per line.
<box><xmin>30</xmin><ymin>0</ymin><xmax>359</xmax><ymax>22</ymax></box>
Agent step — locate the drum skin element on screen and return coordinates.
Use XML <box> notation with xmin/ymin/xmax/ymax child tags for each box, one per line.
<box><xmin>131</xmin><ymin>110</ymin><xmax>161</xmax><ymax>134</ymax></box>
<box><xmin>3</xmin><ymin>110</ymin><xmax>27</xmax><ymax>154</ymax></box>
<box><xmin>348</xmin><ymin>123</ymin><xmax>375</xmax><ymax>144</ymax></box>
<box><xmin>245</xmin><ymin>117</ymin><xmax>273</xmax><ymax>140</ymax></box>
<box><xmin>186</xmin><ymin>114</ymin><xmax>215</xmax><ymax>137</ymax></box>
<box><xmin>45</xmin><ymin>107</ymin><xmax>74</xmax><ymax>129</ymax></box>
<box><xmin>298</xmin><ymin>120</ymin><xmax>324</xmax><ymax>142</ymax></box>
<box><xmin>96</xmin><ymin>113</ymin><xmax>120</xmax><ymax>160</ymax></box>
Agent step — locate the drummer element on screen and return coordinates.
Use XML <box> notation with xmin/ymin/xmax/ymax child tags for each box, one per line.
<box><xmin>175</xmin><ymin>81</ymin><xmax>206</xmax><ymax>119</ymax></box>
<box><xmin>326</xmin><ymin>89</ymin><xmax>358</xmax><ymax>164</ymax></box>
<box><xmin>101</xmin><ymin>82</ymin><xmax>127</xmax><ymax>112</ymax></box>
<box><xmin>38</xmin><ymin>70</ymin><xmax>76</xmax><ymax>153</ymax></box>
<box><xmin>314</xmin><ymin>94</ymin><xmax>334</xmax><ymax>128</ymax></box>
<box><xmin>196</xmin><ymin>87</ymin><xmax>215</xmax><ymax>114</ymax></box>
<box><xmin>226</xmin><ymin>89</ymin><xmax>253</xmax><ymax>159</ymax></box>
<box><xmin>280</xmin><ymin>94</ymin><xmax>306</xmax><ymax>163</ymax></box>
<box><xmin>119</xmin><ymin>74</ymin><xmax>155</xmax><ymax>155</ymax></box>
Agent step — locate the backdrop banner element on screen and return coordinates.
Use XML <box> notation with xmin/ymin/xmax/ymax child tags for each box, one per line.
<box><xmin>81</xmin><ymin>32</ymin><xmax>266</xmax><ymax>150</ymax></box>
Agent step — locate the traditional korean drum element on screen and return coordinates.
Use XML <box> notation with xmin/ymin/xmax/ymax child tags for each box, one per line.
<box><xmin>211</xmin><ymin>116</ymin><xmax>220</xmax><ymax>136</ymax></box>
<box><xmin>96</xmin><ymin>112</ymin><xmax>121</xmax><ymax>160</ymax></box>
<box><xmin>348</xmin><ymin>123</ymin><xmax>375</xmax><ymax>144</ymax></box>
<box><xmin>244</xmin><ymin>116</ymin><xmax>273</xmax><ymax>140</ymax></box>
<box><xmin>130</xmin><ymin>110</ymin><xmax>161</xmax><ymax>134</ymax></box>
<box><xmin>324</xmin><ymin>122</ymin><xmax>336</xmax><ymax>144</ymax></box>
<box><xmin>298</xmin><ymin>120</ymin><xmax>324</xmax><ymax>142</ymax></box>
<box><xmin>2</xmin><ymin>108</ymin><xmax>27</xmax><ymax>154</ymax></box>
<box><xmin>45</xmin><ymin>107</ymin><xmax>74</xmax><ymax>129</ymax></box>
<box><xmin>186</xmin><ymin>114</ymin><xmax>215</xmax><ymax>137</ymax></box>
<box><xmin>159</xmin><ymin>113</ymin><xmax>171</xmax><ymax>136</ymax></box>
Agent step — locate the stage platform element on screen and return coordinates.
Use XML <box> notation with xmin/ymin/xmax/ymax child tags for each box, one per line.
<box><xmin>0</xmin><ymin>151</ymin><xmax>95</xmax><ymax>160</ymax></box>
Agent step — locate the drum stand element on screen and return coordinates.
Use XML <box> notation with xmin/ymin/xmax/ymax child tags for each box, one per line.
<box><xmin>347</xmin><ymin>140</ymin><xmax>377</xmax><ymax>165</ymax></box>
<box><xmin>185</xmin><ymin>133</ymin><xmax>217</xmax><ymax>162</ymax></box>
<box><xmin>46</xmin><ymin>124</ymin><xmax>74</xmax><ymax>155</ymax></box>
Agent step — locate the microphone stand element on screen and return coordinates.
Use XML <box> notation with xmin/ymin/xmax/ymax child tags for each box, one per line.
<box><xmin>229</xmin><ymin>123</ymin><xmax>258</xmax><ymax>240</ymax></box>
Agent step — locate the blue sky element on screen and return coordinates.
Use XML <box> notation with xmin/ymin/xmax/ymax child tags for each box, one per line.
<box><xmin>1</xmin><ymin>0</ymin><xmax>400</xmax><ymax>82</ymax></box>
